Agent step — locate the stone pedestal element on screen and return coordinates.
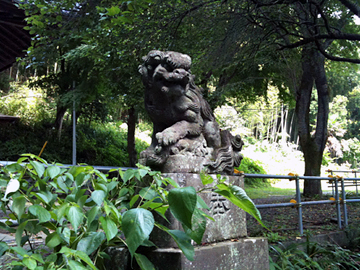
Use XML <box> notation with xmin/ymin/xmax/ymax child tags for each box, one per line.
<box><xmin>105</xmin><ymin>173</ymin><xmax>269</xmax><ymax>270</ymax></box>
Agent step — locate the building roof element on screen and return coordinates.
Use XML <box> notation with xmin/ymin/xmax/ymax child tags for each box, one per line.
<box><xmin>0</xmin><ymin>0</ymin><xmax>31</xmax><ymax>72</ymax></box>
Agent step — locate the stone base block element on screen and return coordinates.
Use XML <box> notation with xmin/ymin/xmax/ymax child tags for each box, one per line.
<box><xmin>106</xmin><ymin>238</ymin><xmax>269</xmax><ymax>270</ymax></box>
<box><xmin>150</xmin><ymin>173</ymin><xmax>247</xmax><ymax>247</ymax></box>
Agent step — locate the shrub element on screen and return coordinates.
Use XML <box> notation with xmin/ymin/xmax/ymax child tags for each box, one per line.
<box><xmin>237</xmin><ymin>157</ymin><xmax>270</xmax><ymax>187</ymax></box>
<box><xmin>0</xmin><ymin>155</ymin><xmax>263</xmax><ymax>269</ymax></box>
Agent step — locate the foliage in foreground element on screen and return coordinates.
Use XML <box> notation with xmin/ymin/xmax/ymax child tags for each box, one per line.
<box><xmin>270</xmin><ymin>234</ymin><xmax>360</xmax><ymax>270</ymax></box>
<box><xmin>0</xmin><ymin>155</ymin><xmax>262</xmax><ymax>269</ymax></box>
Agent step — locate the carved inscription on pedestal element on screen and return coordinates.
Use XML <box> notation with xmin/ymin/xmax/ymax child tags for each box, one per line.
<box><xmin>210</xmin><ymin>192</ymin><xmax>230</xmax><ymax>215</ymax></box>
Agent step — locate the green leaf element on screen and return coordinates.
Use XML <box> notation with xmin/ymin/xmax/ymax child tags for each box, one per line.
<box><xmin>35</xmin><ymin>190</ymin><xmax>56</xmax><ymax>205</ymax></box>
<box><xmin>87</xmin><ymin>206</ymin><xmax>100</xmax><ymax>226</ymax></box>
<box><xmin>130</xmin><ymin>194</ymin><xmax>140</xmax><ymax>208</ymax></box>
<box><xmin>215</xmin><ymin>184</ymin><xmax>265</xmax><ymax>227</ymax></box>
<box><xmin>123</xmin><ymin>169</ymin><xmax>135</xmax><ymax>183</ymax></box>
<box><xmin>16</xmin><ymin>221</ymin><xmax>28</xmax><ymax>246</ymax></box>
<box><xmin>45</xmin><ymin>231</ymin><xmax>62</xmax><ymax>248</ymax></box>
<box><xmin>68</xmin><ymin>260</ymin><xmax>88</xmax><ymax>270</ymax></box>
<box><xmin>107</xmin><ymin>6</ymin><xmax>121</xmax><ymax>16</ymax></box>
<box><xmin>200</xmin><ymin>171</ymin><xmax>214</xmax><ymax>185</ymax></box>
<box><xmin>46</xmin><ymin>166</ymin><xmax>61</xmax><ymax>179</ymax></box>
<box><xmin>11</xmin><ymin>246</ymin><xmax>28</xmax><ymax>257</ymax></box>
<box><xmin>91</xmin><ymin>190</ymin><xmax>106</xmax><ymax>206</ymax></box>
<box><xmin>139</xmin><ymin>187</ymin><xmax>157</xmax><ymax>200</ymax></box>
<box><xmin>72</xmin><ymin>249</ymin><xmax>97</xmax><ymax>270</ymax></box>
<box><xmin>29</xmin><ymin>161</ymin><xmax>45</xmax><ymax>178</ymax></box>
<box><xmin>134</xmin><ymin>253</ymin><xmax>155</xmax><ymax>270</ymax></box>
<box><xmin>167</xmin><ymin>230</ymin><xmax>194</xmax><ymax>261</ymax></box>
<box><xmin>0</xmin><ymin>242</ymin><xmax>9</xmax><ymax>256</ymax></box>
<box><xmin>168</xmin><ymin>187</ymin><xmax>197</xmax><ymax>229</ymax></box>
<box><xmin>196</xmin><ymin>195</ymin><xmax>209</xmax><ymax>210</ymax></box>
<box><xmin>12</xmin><ymin>196</ymin><xmax>26</xmax><ymax>218</ymax></box>
<box><xmin>77</xmin><ymin>232</ymin><xmax>106</xmax><ymax>255</ymax></box>
<box><xmin>183</xmin><ymin>208</ymin><xmax>207</xmax><ymax>245</ymax></box>
<box><xmin>67</xmin><ymin>206</ymin><xmax>84</xmax><ymax>232</ymax></box>
<box><xmin>23</xmin><ymin>257</ymin><xmax>37</xmax><ymax>270</ymax></box>
<box><xmin>122</xmin><ymin>208</ymin><xmax>154</xmax><ymax>257</ymax></box>
<box><xmin>28</xmin><ymin>205</ymin><xmax>51</xmax><ymax>223</ymax></box>
<box><xmin>99</xmin><ymin>216</ymin><xmax>118</xmax><ymax>241</ymax></box>
<box><xmin>57</xmin><ymin>227</ymin><xmax>71</xmax><ymax>244</ymax></box>
<box><xmin>56</xmin><ymin>176</ymin><xmax>69</xmax><ymax>192</ymax></box>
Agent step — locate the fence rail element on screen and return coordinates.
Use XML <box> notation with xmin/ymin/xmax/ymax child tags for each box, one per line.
<box><xmin>244</xmin><ymin>173</ymin><xmax>360</xmax><ymax>235</ymax></box>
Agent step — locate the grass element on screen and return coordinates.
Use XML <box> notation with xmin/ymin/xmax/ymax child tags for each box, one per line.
<box><xmin>245</xmin><ymin>185</ymin><xmax>297</xmax><ymax>199</ymax></box>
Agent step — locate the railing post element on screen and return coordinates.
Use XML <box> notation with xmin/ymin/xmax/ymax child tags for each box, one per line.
<box><xmin>295</xmin><ymin>177</ymin><xmax>303</xmax><ymax>236</ymax></box>
<box><xmin>334</xmin><ymin>178</ymin><xmax>342</xmax><ymax>229</ymax></box>
<box><xmin>340</xmin><ymin>177</ymin><xmax>348</xmax><ymax>227</ymax></box>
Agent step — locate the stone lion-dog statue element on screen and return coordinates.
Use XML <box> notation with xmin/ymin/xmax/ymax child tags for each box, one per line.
<box><xmin>138</xmin><ymin>50</ymin><xmax>243</xmax><ymax>174</ymax></box>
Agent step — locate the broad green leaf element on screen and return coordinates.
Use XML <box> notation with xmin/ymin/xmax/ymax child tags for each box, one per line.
<box><xmin>87</xmin><ymin>206</ymin><xmax>100</xmax><ymax>226</ymax></box>
<box><xmin>122</xmin><ymin>208</ymin><xmax>154</xmax><ymax>257</ymax></box>
<box><xmin>138</xmin><ymin>169</ymin><xmax>149</xmax><ymax>178</ymax></box>
<box><xmin>139</xmin><ymin>187</ymin><xmax>157</xmax><ymax>200</ymax></box>
<box><xmin>68</xmin><ymin>260</ymin><xmax>88</xmax><ymax>270</ymax></box>
<box><xmin>12</xmin><ymin>196</ymin><xmax>26</xmax><ymax>218</ymax></box>
<box><xmin>107</xmin><ymin>6</ymin><xmax>121</xmax><ymax>16</ymax></box>
<box><xmin>23</xmin><ymin>257</ymin><xmax>37</xmax><ymax>270</ymax></box>
<box><xmin>168</xmin><ymin>187</ymin><xmax>197</xmax><ymax>229</ymax></box>
<box><xmin>59</xmin><ymin>247</ymin><xmax>97</xmax><ymax>269</ymax></box>
<box><xmin>200</xmin><ymin>172</ymin><xmax>214</xmax><ymax>185</ymax></box>
<box><xmin>167</xmin><ymin>230</ymin><xmax>194</xmax><ymax>261</ymax></box>
<box><xmin>215</xmin><ymin>184</ymin><xmax>265</xmax><ymax>227</ymax></box>
<box><xmin>77</xmin><ymin>232</ymin><xmax>106</xmax><ymax>255</ymax></box>
<box><xmin>35</xmin><ymin>190</ymin><xmax>55</xmax><ymax>205</ymax></box>
<box><xmin>0</xmin><ymin>242</ymin><xmax>9</xmax><ymax>256</ymax></box>
<box><xmin>45</xmin><ymin>231</ymin><xmax>62</xmax><ymax>248</ymax></box>
<box><xmin>122</xmin><ymin>169</ymin><xmax>135</xmax><ymax>183</ymax></box>
<box><xmin>15</xmin><ymin>221</ymin><xmax>28</xmax><ymax>247</ymax></box>
<box><xmin>196</xmin><ymin>195</ymin><xmax>210</xmax><ymax>210</ymax></box>
<box><xmin>183</xmin><ymin>208</ymin><xmax>207</xmax><ymax>245</ymax></box>
<box><xmin>164</xmin><ymin>177</ymin><xmax>179</xmax><ymax>188</ymax></box>
<box><xmin>28</xmin><ymin>205</ymin><xmax>51</xmax><ymax>223</ymax></box>
<box><xmin>11</xmin><ymin>246</ymin><xmax>28</xmax><ymax>257</ymax></box>
<box><xmin>46</xmin><ymin>166</ymin><xmax>61</xmax><ymax>179</ymax></box>
<box><xmin>91</xmin><ymin>190</ymin><xmax>106</xmax><ymax>206</ymax></box>
<box><xmin>67</xmin><ymin>206</ymin><xmax>84</xmax><ymax>232</ymax></box>
<box><xmin>31</xmin><ymin>253</ymin><xmax>44</xmax><ymax>264</ymax></box>
<box><xmin>107</xmin><ymin>181</ymin><xmax>118</xmax><ymax>192</ymax></box>
<box><xmin>29</xmin><ymin>161</ymin><xmax>45</xmax><ymax>178</ymax></box>
<box><xmin>130</xmin><ymin>194</ymin><xmax>140</xmax><ymax>208</ymax></box>
<box><xmin>99</xmin><ymin>216</ymin><xmax>118</xmax><ymax>241</ymax></box>
<box><xmin>72</xmin><ymin>249</ymin><xmax>97</xmax><ymax>270</ymax></box>
<box><xmin>134</xmin><ymin>253</ymin><xmax>155</xmax><ymax>270</ymax></box>
<box><xmin>57</xmin><ymin>227</ymin><xmax>71</xmax><ymax>244</ymax></box>
<box><xmin>56</xmin><ymin>202</ymin><xmax>69</xmax><ymax>221</ymax></box>
<box><xmin>5</xmin><ymin>163</ymin><xmax>23</xmax><ymax>173</ymax></box>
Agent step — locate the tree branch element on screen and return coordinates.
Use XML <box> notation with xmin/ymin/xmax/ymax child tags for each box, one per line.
<box><xmin>315</xmin><ymin>39</ymin><xmax>360</xmax><ymax>63</ymax></box>
<box><xmin>338</xmin><ymin>0</ymin><xmax>360</xmax><ymax>17</ymax></box>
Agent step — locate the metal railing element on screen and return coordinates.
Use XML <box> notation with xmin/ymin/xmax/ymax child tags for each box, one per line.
<box><xmin>244</xmin><ymin>173</ymin><xmax>360</xmax><ymax>235</ymax></box>
<box><xmin>326</xmin><ymin>169</ymin><xmax>360</xmax><ymax>196</ymax></box>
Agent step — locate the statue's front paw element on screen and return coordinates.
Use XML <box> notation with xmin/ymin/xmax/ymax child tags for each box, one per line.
<box><xmin>156</xmin><ymin>129</ymin><xmax>180</xmax><ymax>146</ymax></box>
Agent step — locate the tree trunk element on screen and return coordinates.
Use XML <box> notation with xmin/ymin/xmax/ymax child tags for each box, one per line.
<box><xmin>296</xmin><ymin>47</ymin><xmax>329</xmax><ymax>196</ymax></box>
<box><xmin>127</xmin><ymin>107</ymin><xmax>137</xmax><ymax>167</ymax></box>
<box><xmin>55</xmin><ymin>106</ymin><xmax>68</xmax><ymax>141</ymax></box>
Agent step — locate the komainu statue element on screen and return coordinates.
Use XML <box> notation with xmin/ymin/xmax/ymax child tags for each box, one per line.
<box><xmin>138</xmin><ymin>50</ymin><xmax>243</xmax><ymax>174</ymax></box>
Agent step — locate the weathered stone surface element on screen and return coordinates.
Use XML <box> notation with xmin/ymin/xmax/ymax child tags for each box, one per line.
<box><xmin>106</xmin><ymin>238</ymin><xmax>269</xmax><ymax>270</ymax></box>
<box><xmin>151</xmin><ymin>174</ymin><xmax>247</xmax><ymax>247</ymax></box>
<box><xmin>138</xmin><ymin>50</ymin><xmax>244</xmax><ymax>174</ymax></box>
